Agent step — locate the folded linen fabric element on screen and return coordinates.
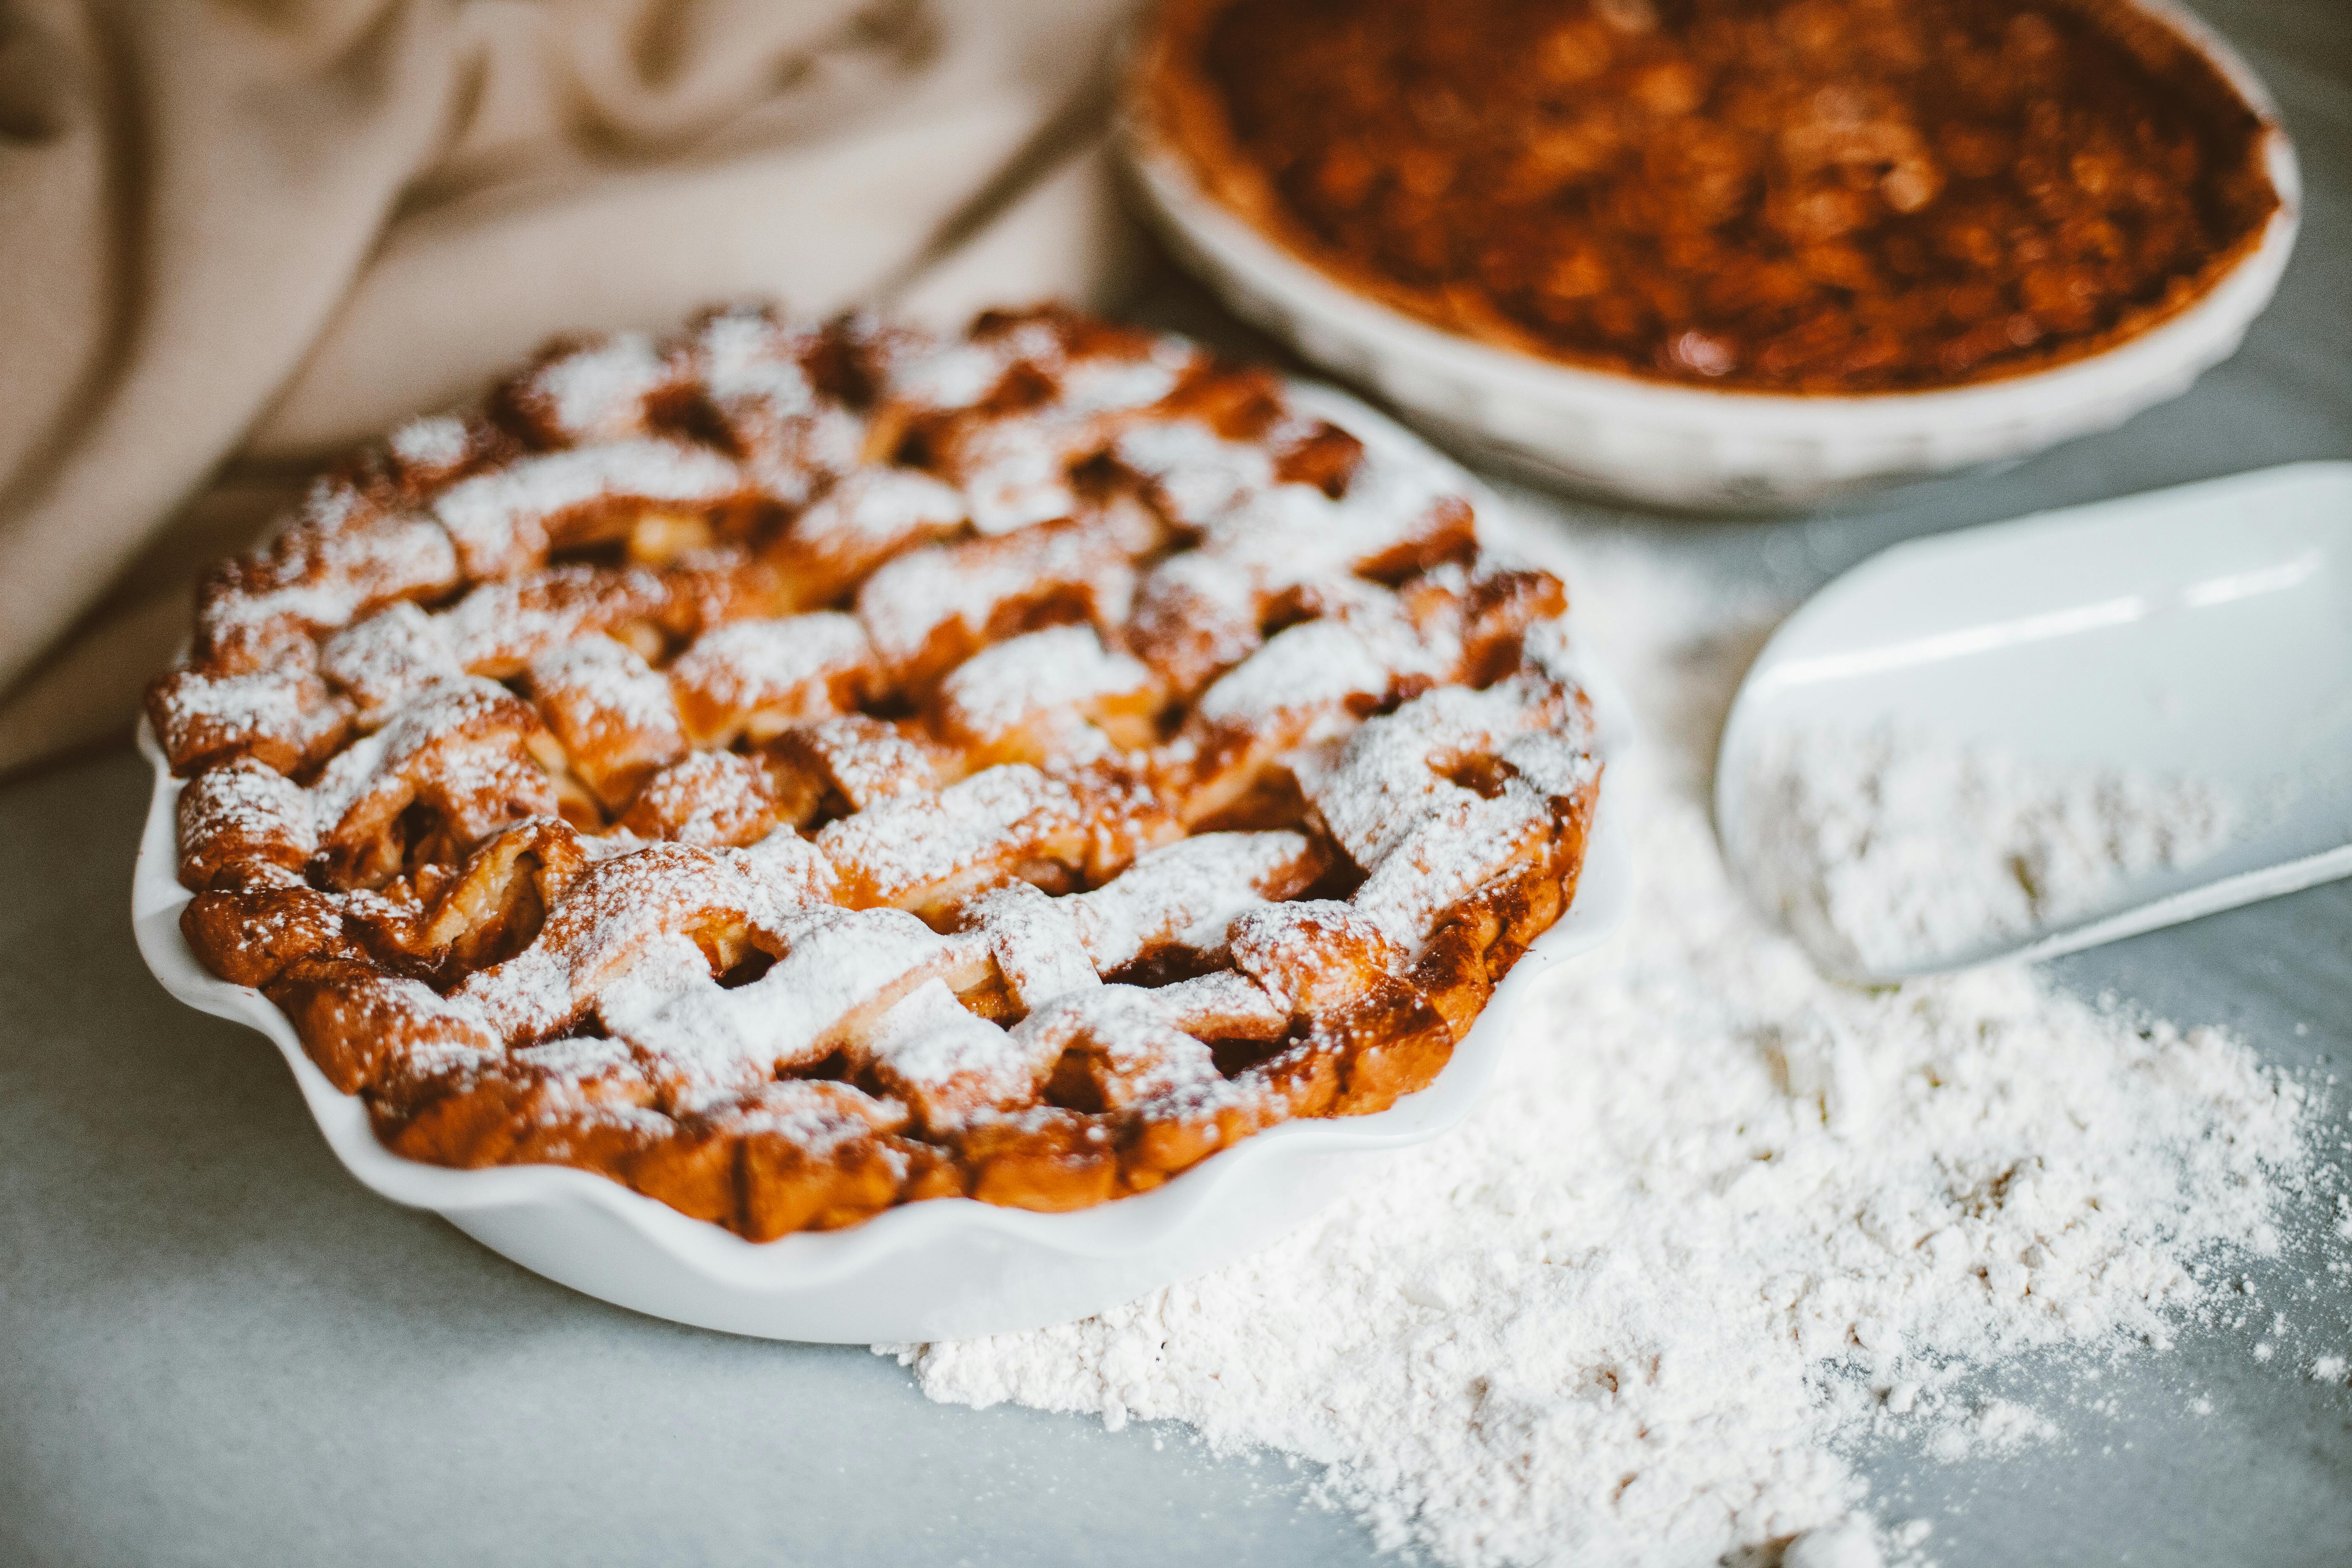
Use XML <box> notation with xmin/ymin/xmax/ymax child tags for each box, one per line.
<box><xmin>0</xmin><ymin>0</ymin><xmax>1137</xmax><ymax>776</ymax></box>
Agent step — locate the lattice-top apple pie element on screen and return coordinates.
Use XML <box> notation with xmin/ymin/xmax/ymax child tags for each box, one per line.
<box><xmin>149</xmin><ymin>303</ymin><xmax>1602</xmax><ymax>1238</ymax></box>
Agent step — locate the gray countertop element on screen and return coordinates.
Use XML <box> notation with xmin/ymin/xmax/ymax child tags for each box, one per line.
<box><xmin>3</xmin><ymin>2</ymin><xmax>2347</xmax><ymax>1562</ymax></box>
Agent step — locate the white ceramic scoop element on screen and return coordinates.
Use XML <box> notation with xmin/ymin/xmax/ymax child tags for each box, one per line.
<box><xmin>1715</xmin><ymin>462</ymin><xmax>2352</xmax><ymax>983</ymax></box>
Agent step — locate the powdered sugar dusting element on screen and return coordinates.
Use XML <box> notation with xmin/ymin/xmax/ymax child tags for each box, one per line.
<box><xmin>1305</xmin><ymin>678</ymin><xmax>1559</xmax><ymax>869</ymax></box>
<box><xmin>1194</xmin><ymin>619</ymin><xmax>1395</xmax><ymax>738</ymax></box>
<box><xmin>195</xmin><ymin>508</ymin><xmax>460</xmax><ymax>665</ymax></box>
<box><xmin>387</xmin><ymin>414</ymin><xmax>471</xmax><ymax>470</ymax></box>
<box><xmin>937</xmin><ymin>625</ymin><xmax>1154</xmax><ymax>750</ymax></box>
<box><xmin>1114</xmin><ymin>420</ymin><xmax>1275</xmax><ymax>530</ymax></box>
<box><xmin>1350</xmin><ymin>787</ymin><xmax>1553</xmax><ymax>950</ymax></box>
<box><xmin>605</xmin><ymin>904</ymin><xmax>950</xmax><ymax>1098</ymax></box>
<box><xmin>176</xmin><ymin>755</ymin><xmax>320</xmax><ymax>872</ymax></box>
<box><xmin>148</xmin><ymin>663</ymin><xmax>342</xmax><ymax>768</ymax></box>
<box><xmin>1067</xmin><ymin>831</ymin><xmax>1317</xmax><ymax>971</ymax></box>
<box><xmin>526</xmin><ymin>333</ymin><xmax>668</xmax><ymax>442</ymax></box>
<box><xmin>965</xmin><ymin>882</ymin><xmax>1099</xmax><ymax>1008</ymax></box>
<box><xmin>433</xmin><ymin>441</ymin><xmax>740</xmax><ymax>575</ymax></box>
<box><xmin>864</xmin><ymin>979</ymin><xmax>1037</xmax><ymax>1130</ymax></box>
<box><xmin>669</xmin><ymin>614</ymin><xmax>872</xmax><ymax>726</ymax></box>
<box><xmin>320</xmin><ymin>601</ymin><xmax>464</xmax><ymax>726</ymax></box>
<box><xmin>1010</xmin><ymin>983</ymin><xmax>1230</xmax><ymax>1110</ymax></box>
<box><xmin>529</xmin><ymin>636</ymin><xmax>681</xmax><ymax>739</ymax></box>
<box><xmin>892</xmin><ymin>538</ymin><xmax>2311</xmax><ymax>1568</ymax></box>
<box><xmin>696</xmin><ymin>310</ymin><xmax>816</xmax><ymax>412</ymax></box>
<box><xmin>855</xmin><ymin>524</ymin><xmax>1131</xmax><ymax>679</ymax></box>
<box><xmin>816</xmin><ymin>764</ymin><xmax>1084</xmax><ymax>904</ymax></box>
<box><xmin>795</xmin><ymin>468</ymin><xmax>969</xmax><ymax>546</ymax></box>
<box><xmin>787</xmin><ymin>717</ymin><xmax>937</xmax><ymax>810</ymax></box>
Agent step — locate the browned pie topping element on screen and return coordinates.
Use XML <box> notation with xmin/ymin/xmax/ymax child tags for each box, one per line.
<box><xmin>1145</xmin><ymin>0</ymin><xmax>2282</xmax><ymax>392</ymax></box>
<box><xmin>148</xmin><ymin>303</ymin><xmax>1602</xmax><ymax>1239</ymax></box>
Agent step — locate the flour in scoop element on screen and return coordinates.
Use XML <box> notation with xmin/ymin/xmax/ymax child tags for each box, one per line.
<box><xmin>1739</xmin><ymin>720</ymin><xmax>2238</xmax><ymax>977</ymax></box>
<box><xmin>886</xmin><ymin>539</ymin><xmax>2307</xmax><ymax>1568</ymax></box>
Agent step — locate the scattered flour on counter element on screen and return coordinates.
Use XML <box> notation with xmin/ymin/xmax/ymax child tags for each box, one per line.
<box><xmin>1919</xmin><ymin>1398</ymin><xmax>2063</xmax><ymax>1464</ymax></box>
<box><xmin>1781</xmin><ymin>1514</ymin><xmax>1887</xmax><ymax>1568</ymax></box>
<box><xmin>1738</xmin><ymin>721</ymin><xmax>2239</xmax><ymax>978</ymax></box>
<box><xmin>884</xmin><ymin>541</ymin><xmax>2307</xmax><ymax>1568</ymax></box>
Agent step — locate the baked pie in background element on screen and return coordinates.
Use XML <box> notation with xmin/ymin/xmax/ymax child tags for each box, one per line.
<box><xmin>148</xmin><ymin>303</ymin><xmax>1603</xmax><ymax>1239</ymax></box>
<box><xmin>1135</xmin><ymin>0</ymin><xmax>2283</xmax><ymax>395</ymax></box>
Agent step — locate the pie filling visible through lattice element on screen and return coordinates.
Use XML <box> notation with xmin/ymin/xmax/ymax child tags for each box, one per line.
<box><xmin>149</xmin><ymin>303</ymin><xmax>1603</xmax><ymax>1239</ymax></box>
<box><xmin>1137</xmin><ymin>0</ymin><xmax>2282</xmax><ymax>395</ymax></box>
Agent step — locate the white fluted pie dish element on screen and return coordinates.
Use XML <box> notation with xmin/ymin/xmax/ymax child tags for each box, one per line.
<box><xmin>129</xmin><ymin>384</ymin><xmax>1634</xmax><ymax>1344</ymax></box>
<box><xmin>133</xmin><ymin>718</ymin><xmax>1629</xmax><ymax>1342</ymax></box>
<box><xmin>1120</xmin><ymin>0</ymin><xmax>2300</xmax><ymax>512</ymax></box>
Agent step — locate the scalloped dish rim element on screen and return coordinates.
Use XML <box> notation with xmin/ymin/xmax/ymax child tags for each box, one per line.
<box><xmin>125</xmin><ymin>384</ymin><xmax>1636</xmax><ymax>1335</ymax></box>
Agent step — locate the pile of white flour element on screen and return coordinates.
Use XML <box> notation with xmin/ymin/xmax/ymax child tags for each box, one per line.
<box><xmin>886</xmin><ymin>539</ymin><xmax>2307</xmax><ymax>1567</ymax></box>
<box><xmin>1737</xmin><ymin>720</ymin><xmax>2238</xmax><ymax>978</ymax></box>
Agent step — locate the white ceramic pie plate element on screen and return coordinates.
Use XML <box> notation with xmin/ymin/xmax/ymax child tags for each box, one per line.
<box><xmin>1120</xmin><ymin>0</ymin><xmax>2300</xmax><ymax>512</ymax></box>
<box><xmin>128</xmin><ymin>395</ymin><xmax>1634</xmax><ymax>1344</ymax></box>
<box><xmin>133</xmin><ymin>736</ymin><xmax>1629</xmax><ymax>1343</ymax></box>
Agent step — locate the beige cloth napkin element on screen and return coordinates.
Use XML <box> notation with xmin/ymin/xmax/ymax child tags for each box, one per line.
<box><xmin>0</xmin><ymin>0</ymin><xmax>1143</xmax><ymax>779</ymax></box>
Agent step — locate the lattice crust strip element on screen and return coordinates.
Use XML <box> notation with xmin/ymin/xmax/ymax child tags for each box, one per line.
<box><xmin>152</xmin><ymin>303</ymin><xmax>1603</xmax><ymax>1238</ymax></box>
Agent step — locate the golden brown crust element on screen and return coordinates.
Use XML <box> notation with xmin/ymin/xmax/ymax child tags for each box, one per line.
<box><xmin>158</xmin><ymin>301</ymin><xmax>1603</xmax><ymax>1240</ymax></box>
